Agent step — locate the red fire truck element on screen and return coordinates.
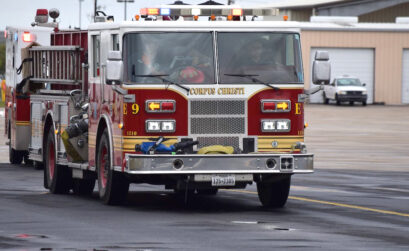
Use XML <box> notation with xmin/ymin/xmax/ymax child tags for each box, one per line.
<box><xmin>5</xmin><ymin>6</ymin><xmax>330</xmax><ymax>207</ymax></box>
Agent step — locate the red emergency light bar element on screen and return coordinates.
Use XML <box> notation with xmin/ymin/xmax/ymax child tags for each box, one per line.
<box><xmin>139</xmin><ymin>7</ymin><xmax>278</xmax><ymax>18</ymax></box>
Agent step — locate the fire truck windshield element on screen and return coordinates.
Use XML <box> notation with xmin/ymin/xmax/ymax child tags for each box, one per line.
<box><xmin>123</xmin><ymin>32</ymin><xmax>215</xmax><ymax>84</ymax></box>
<box><xmin>218</xmin><ymin>32</ymin><xmax>304</xmax><ymax>84</ymax></box>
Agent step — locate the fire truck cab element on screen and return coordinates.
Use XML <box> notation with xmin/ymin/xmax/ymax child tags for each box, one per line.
<box><xmin>5</xmin><ymin>6</ymin><xmax>330</xmax><ymax>208</ymax></box>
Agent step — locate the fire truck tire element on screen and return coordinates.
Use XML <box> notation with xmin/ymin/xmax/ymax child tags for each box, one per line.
<box><xmin>44</xmin><ymin>129</ymin><xmax>72</xmax><ymax>194</ymax></box>
<box><xmin>257</xmin><ymin>176</ymin><xmax>291</xmax><ymax>208</ymax></box>
<box><xmin>8</xmin><ymin>122</ymin><xmax>23</xmax><ymax>165</ymax></box>
<box><xmin>97</xmin><ymin>129</ymin><xmax>129</xmax><ymax>205</ymax></box>
<box><xmin>9</xmin><ymin>143</ymin><xmax>23</xmax><ymax>165</ymax></box>
<box><xmin>73</xmin><ymin>178</ymin><xmax>95</xmax><ymax>196</ymax></box>
<box><xmin>323</xmin><ymin>92</ymin><xmax>329</xmax><ymax>104</ymax></box>
<box><xmin>335</xmin><ymin>95</ymin><xmax>341</xmax><ymax>106</ymax></box>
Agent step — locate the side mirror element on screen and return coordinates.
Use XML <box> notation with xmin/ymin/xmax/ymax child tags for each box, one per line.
<box><xmin>363</xmin><ymin>83</ymin><xmax>366</xmax><ymax>87</ymax></box>
<box><xmin>312</xmin><ymin>51</ymin><xmax>331</xmax><ymax>85</ymax></box>
<box><xmin>106</xmin><ymin>51</ymin><xmax>123</xmax><ymax>85</ymax></box>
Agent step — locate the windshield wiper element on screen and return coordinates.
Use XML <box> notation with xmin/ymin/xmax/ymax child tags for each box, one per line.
<box><xmin>133</xmin><ymin>74</ymin><xmax>190</xmax><ymax>93</ymax></box>
<box><xmin>224</xmin><ymin>74</ymin><xmax>280</xmax><ymax>91</ymax></box>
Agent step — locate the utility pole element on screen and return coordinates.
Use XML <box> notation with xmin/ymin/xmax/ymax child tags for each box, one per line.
<box><xmin>117</xmin><ymin>0</ymin><xmax>135</xmax><ymax>21</ymax></box>
<box><xmin>94</xmin><ymin>0</ymin><xmax>97</xmax><ymax>21</ymax></box>
<box><xmin>79</xmin><ymin>0</ymin><xmax>84</xmax><ymax>28</ymax></box>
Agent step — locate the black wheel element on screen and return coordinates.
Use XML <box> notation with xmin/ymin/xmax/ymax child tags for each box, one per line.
<box><xmin>349</xmin><ymin>101</ymin><xmax>354</xmax><ymax>106</ymax></box>
<box><xmin>44</xmin><ymin>129</ymin><xmax>72</xmax><ymax>194</ymax></box>
<box><xmin>335</xmin><ymin>95</ymin><xmax>341</xmax><ymax>106</ymax></box>
<box><xmin>97</xmin><ymin>129</ymin><xmax>129</xmax><ymax>205</ymax></box>
<box><xmin>362</xmin><ymin>101</ymin><xmax>367</xmax><ymax>106</ymax></box>
<box><xmin>196</xmin><ymin>188</ymin><xmax>218</xmax><ymax>196</ymax></box>
<box><xmin>9</xmin><ymin>123</ymin><xmax>23</xmax><ymax>164</ymax></box>
<box><xmin>257</xmin><ymin>176</ymin><xmax>291</xmax><ymax>208</ymax></box>
<box><xmin>73</xmin><ymin>178</ymin><xmax>95</xmax><ymax>196</ymax></box>
<box><xmin>9</xmin><ymin>143</ymin><xmax>23</xmax><ymax>164</ymax></box>
<box><xmin>323</xmin><ymin>93</ymin><xmax>329</xmax><ymax>104</ymax></box>
<box><xmin>24</xmin><ymin>154</ymin><xmax>33</xmax><ymax>166</ymax></box>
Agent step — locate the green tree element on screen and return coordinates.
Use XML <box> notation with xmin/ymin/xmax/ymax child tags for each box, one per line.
<box><xmin>0</xmin><ymin>43</ymin><xmax>5</xmax><ymax>75</ymax></box>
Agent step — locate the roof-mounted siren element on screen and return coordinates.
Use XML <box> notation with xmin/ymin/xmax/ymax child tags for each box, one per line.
<box><xmin>31</xmin><ymin>8</ymin><xmax>59</xmax><ymax>29</ymax></box>
<box><xmin>35</xmin><ymin>9</ymin><xmax>49</xmax><ymax>23</ymax></box>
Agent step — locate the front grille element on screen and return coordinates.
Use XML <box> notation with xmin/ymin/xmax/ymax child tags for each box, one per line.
<box><xmin>191</xmin><ymin>117</ymin><xmax>245</xmax><ymax>134</ymax></box>
<box><xmin>197</xmin><ymin>136</ymin><xmax>240</xmax><ymax>152</ymax></box>
<box><xmin>191</xmin><ymin>100</ymin><xmax>245</xmax><ymax>115</ymax></box>
<box><xmin>190</xmin><ymin>100</ymin><xmax>246</xmax><ymax>152</ymax></box>
<box><xmin>346</xmin><ymin>91</ymin><xmax>362</xmax><ymax>95</ymax></box>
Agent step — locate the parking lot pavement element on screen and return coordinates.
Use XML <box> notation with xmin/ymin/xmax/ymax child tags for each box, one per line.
<box><xmin>305</xmin><ymin>104</ymin><xmax>409</xmax><ymax>172</ymax></box>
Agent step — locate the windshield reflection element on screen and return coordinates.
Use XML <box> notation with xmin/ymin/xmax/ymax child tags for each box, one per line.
<box><xmin>123</xmin><ymin>32</ymin><xmax>215</xmax><ymax>84</ymax></box>
<box><xmin>337</xmin><ymin>78</ymin><xmax>362</xmax><ymax>86</ymax></box>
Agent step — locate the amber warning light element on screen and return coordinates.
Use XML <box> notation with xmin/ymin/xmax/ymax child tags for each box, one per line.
<box><xmin>22</xmin><ymin>32</ymin><xmax>36</xmax><ymax>42</ymax></box>
<box><xmin>146</xmin><ymin>100</ymin><xmax>176</xmax><ymax>113</ymax></box>
<box><xmin>261</xmin><ymin>100</ymin><xmax>291</xmax><ymax>113</ymax></box>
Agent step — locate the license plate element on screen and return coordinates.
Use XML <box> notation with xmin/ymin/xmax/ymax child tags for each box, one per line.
<box><xmin>211</xmin><ymin>175</ymin><xmax>235</xmax><ymax>187</ymax></box>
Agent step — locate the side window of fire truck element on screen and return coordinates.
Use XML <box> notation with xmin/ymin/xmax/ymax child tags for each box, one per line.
<box><xmin>92</xmin><ymin>35</ymin><xmax>101</xmax><ymax>77</ymax></box>
<box><xmin>112</xmin><ymin>34</ymin><xmax>119</xmax><ymax>51</ymax></box>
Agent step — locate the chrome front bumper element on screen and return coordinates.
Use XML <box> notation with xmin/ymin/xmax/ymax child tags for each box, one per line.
<box><xmin>125</xmin><ymin>153</ymin><xmax>314</xmax><ymax>175</ymax></box>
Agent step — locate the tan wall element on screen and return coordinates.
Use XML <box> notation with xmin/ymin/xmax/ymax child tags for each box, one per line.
<box><xmin>301</xmin><ymin>30</ymin><xmax>409</xmax><ymax>105</ymax></box>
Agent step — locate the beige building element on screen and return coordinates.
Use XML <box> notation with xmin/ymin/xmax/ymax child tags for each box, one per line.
<box><xmin>299</xmin><ymin>21</ymin><xmax>409</xmax><ymax>105</ymax></box>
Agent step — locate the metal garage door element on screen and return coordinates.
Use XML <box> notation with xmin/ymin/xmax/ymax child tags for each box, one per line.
<box><xmin>402</xmin><ymin>50</ymin><xmax>409</xmax><ymax>104</ymax></box>
<box><xmin>309</xmin><ymin>48</ymin><xmax>375</xmax><ymax>104</ymax></box>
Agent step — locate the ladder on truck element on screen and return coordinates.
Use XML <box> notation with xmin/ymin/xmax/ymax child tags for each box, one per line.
<box><xmin>29</xmin><ymin>46</ymin><xmax>83</xmax><ymax>86</ymax></box>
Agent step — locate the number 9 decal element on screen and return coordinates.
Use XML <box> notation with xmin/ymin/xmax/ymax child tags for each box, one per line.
<box><xmin>132</xmin><ymin>104</ymin><xmax>140</xmax><ymax>115</ymax></box>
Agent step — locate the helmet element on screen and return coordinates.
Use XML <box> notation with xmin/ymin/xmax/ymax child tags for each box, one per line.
<box><xmin>179</xmin><ymin>67</ymin><xmax>204</xmax><ymax>83</ymax></box>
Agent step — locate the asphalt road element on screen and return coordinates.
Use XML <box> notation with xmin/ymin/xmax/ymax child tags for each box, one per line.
<box><xmin>0</xmin><ymin>164</ymin><xmax>408</xmax><ymax>250</ymax></box>
<box><xmin>0</xmin><ymin>105</ymin><xmax>408</xmax><ymax>250</ymax></box>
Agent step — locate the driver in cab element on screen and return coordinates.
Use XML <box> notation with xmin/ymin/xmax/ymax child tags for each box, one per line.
<box><xmin>177</xmin><ymin>49</ymin><xmax>212</xmax><ymax>84</ymax></box>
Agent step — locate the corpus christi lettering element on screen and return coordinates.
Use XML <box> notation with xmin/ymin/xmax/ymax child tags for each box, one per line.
<box><xmin>189</xmin><ymin>88</ymin><xmax>245</xmax><ymax>95</ymax></box>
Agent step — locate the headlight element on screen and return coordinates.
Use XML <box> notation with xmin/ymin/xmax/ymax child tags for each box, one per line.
<box><xmin>261</xmin><ymin>119</ymin><xmax>291</xmax><ymax>132</ymax></box>
<box><xmin>146</xmin><ymin>120</ymin><xmax>176</xmax><ymax>133</ymax></box>
<box><xmin>146</xmin><ymin>121</ymin><xmax>161</xmax><ymax>132</ymax></box>
<box><xmin>277</xmin><ymin>120</ymin><xmax>290</xmax><ymax>131</ymax></box>
<box><xmin>362</xmin><ymin>91</ymin><xmax>367</xmax><ymax>95</ymax></box>
<box><xmin>338</xmin><ymin>90</ymin><xmax>347</xmax><ymax>95</ymax></box>
<box><xmin>161</xmin><ymin>121</ymin><xmax>175</xmax><ymax>132</ymax></box>
<box><xmin>261</xmin><ymin>121</ymin><xmax>275</xmax><ymax>131</ymax></box>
